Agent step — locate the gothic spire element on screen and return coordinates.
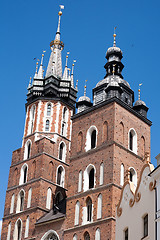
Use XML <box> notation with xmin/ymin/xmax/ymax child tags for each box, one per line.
<box><xmin>46</xmin><ymin>6</ymin><xmax>64</xmax><ymax>78</ymax></box>
<box><xmin>62</xmin><ymin>53</ymin><xmax>69</xmax><ymax>80</ymax></box>
<box><xmin>71</xmin><ymin>60</ymin><xmax>76</xmax><ymax>88</ymax></box>
<box><xmin>37</xmin><ymin>52</ymin><xmax>45</xmax><ymax>79</ymax></box>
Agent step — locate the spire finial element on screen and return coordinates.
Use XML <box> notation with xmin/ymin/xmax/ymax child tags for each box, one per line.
<box><xmin>37</xmin><ymin>51</ymin><xmax>46</xmax><ymax>79</ymax></box>
<box><xmin>84</xmin><ymin>80</ymin><xmax>88</xmax><ymax>96</ymax></box>
<box><xmin>28</xmin><ymin>77</ymin><xmax>32</xmax><ymax>89</ymax></box>
<box><xmin>113</xmin><ymin>27</ymin><xmax>117</xmax><ymax>47</ymax></box>
<box><xmin>34</xmin><ymin>61</ymin><xmax>39</xmax><ymax>78</ymax></box>
<box><xmin>71</xmin><ymin>60</ymin><xmax>76</xmax><ymax>88</ymax></box>
<box><xmin>138</xmin><ymin>83</ymin><xmax>142</xmax><ymax>100</ymax></box>
<box><xmin>57</xmin><ymin>5</ymin><xmax>64</xmax><ymax>33</ymax></box>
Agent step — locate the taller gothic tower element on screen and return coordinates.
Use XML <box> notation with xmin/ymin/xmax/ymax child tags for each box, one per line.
<box><xmin>2</xmin><ymin>8</ymin><xmax>152</xmax><ymax>240</ymax></box>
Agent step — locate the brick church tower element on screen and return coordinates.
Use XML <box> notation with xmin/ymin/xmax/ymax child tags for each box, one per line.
<box><xmin>1</xmin><ymin>8</ymin><xmax>152</xmax><ymax>240</ymax></box>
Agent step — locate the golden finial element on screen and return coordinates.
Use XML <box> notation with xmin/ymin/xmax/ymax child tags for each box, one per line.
<box><xmin>59</xmin><ymin>5</ymin><xmax>64</xmax><ymax>15</ymax></box>
<box><xmin>138</xmin><ymin>83</ymin><xmax>142</xmax><ymax>100</ymax></box>
<box><xmin>84</xmin><ymin>80</ymin><xmax>88</xmax><ymax>96</ymax></box>
<box><xmin>113</xmin><ymin>27</ymin><xmax>117</xmax><ymax>47</ymax></box>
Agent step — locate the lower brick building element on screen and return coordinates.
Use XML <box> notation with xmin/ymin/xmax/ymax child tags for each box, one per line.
<box><xmin>1</xmin><ymin>7</ymin><xmax>152</xmax><ymax>240</ymax></box>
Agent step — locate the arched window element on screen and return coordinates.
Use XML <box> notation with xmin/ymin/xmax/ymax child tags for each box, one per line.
<box><xmin>47</xmin><ymin>103</ymin><xmax>51</xmax><ymax>116</ymax></box>
<box><xmin>128</xmin><ymin>129</ymin><xmax>137</xmax><ymax>153</ymax></box>
<box><xmin>141</xmin><ymin>136</ymin><xmax>145</xmax><ymax>158</ymax></box>
<box><xmin>29</xmin><ymin>105</ymin><xmax>36</xmax><ymax>134</ymax></box>
<box><xmin>85</xmin><ymin>126</ymin><xmax>98</xmax><ymax>151</ymax></box>
<box><xmin>89</xmin><ymin>168</ymin><xmax>94</xmax><ymax>189</ymax></box>
<box><xmin>16</xmin><ymin>190</ymin><xmax>25</xmax><ymax>212</ymax></box>
<box><xmin>49</xmin><ymin>161</ymin><xmax>54</xmax><ymax>181</ymax></box>
<box><xmin>119</xmin><ymin>122</ymin><xmax>124</xmax><ymax>144</ymax></box>
<box><xmin>27</xmin><ymin>188</ymin><xmax>32</xmax><ymax>208</ymax></box>
<box><xmin>84</xmin><ymin>164</ymin><xmax>96</xmax><ymax>191</ymax></box>
<box><xmin>129</xmin><ymin>167</ymin><xmax>137</xmax><ymax>187</ymax></box>
<box><xmin>32</xmin><ymin>160</ymin><xmax>36</xmax><ymax>179</ymax></box>
<box><xmin>10</xmin><ymin>194</ymin><xmax>15</xmax><ymax>214</ymax></box>
<box><xmin>78</xmin><ymin>170</ymin><xmax>83</xmax><ymax>192</ymax></box>
<box><xmin>7</xmin><ymin>222</ymin><xmax>11</xmax><ymax>240</ymax></box>
<box><xmin>91</xmin><ymin>130</ymin><xmax>96</xmax><ymax>149</ymax></box>
<box><xmin>78</xmin><ymin>131</ymin><xmax>83</xmax><ymax>152</ymax></box>
<box><xmin>99</xmin><ymin>162</ymin><xmax>104</xmax><ymax>185</ymax></box>
<box><xmin>120</xmin><ymin>164</ymin><xmax>124</xmax><ymax>186</ymax></box>
<box><xmin>84</xmin><ymin>231</ymin><xmax>90</xmax><ymax>240</ymax></box>
<box><xmin>86</xmin><ymin>197</ymin><xmax>92</xmax><ymax>222</ymax></box>
<box><xmin>46</xmin><ymin>188</ymin><xmax>52</xmax><ymax>209</ymax></box>
<box><xmin>102</xmin><ymin>121</ymin><xmax>108</xmax><ymax>142</ymax></box>
<box><xmin>56</xmin><ymin>166</ymin><xmax>65</xmax><ymax>187</ymax></box>
<box><xmin>14</xmin><ymin>219</ymin><xmax>22</xmax><ymax>240</ymax></box>
<box><xmin>58</xmin><ymin>142</ymin><xmax>66</xmax><ymax>162</ymax></box>
<box><xmin>74</xmin><ymin>201</ymin><xmax>80</xmax><ymax>225</ymax></box>
<box><xmin>19</xmin><ymin>164</ymin><xmax>28</xmax><ymax>185</ymax></box>
<box><xmin>24</xmin><ymin>140</ymin><xmax>32</xmax><ymax>160</ymax></box>
<box><xmin>95</xmin><ymin>228</ymin><xmax>101</xmax><ymax>240</ymax></box>
<box><xmin>73</xmin><ymin>234</ymin><xmax>77</xmax><ymax>240</ymax></box>
<box><xmin>61</xmin><ymin>107</ymin><xmax>68</xmax><ymax>136</ymax></box>
<box><xmin>45</xmin><ymin>120</ymin><xmax>50</xmax><ymax>132</ymax></box>
<box><xmin>24</xmin><ymin>216</ymin><xmax>29</xmax><ymax>238</ymax></box>
<box><xmin>97</xmin><ymin>194</ymin><xmax>102</xmax><ymax>219</ymax></box>
<box><xmin>41</xmin><ymin>230</ymin><xmax>59</xmax><ymax>240</ymax></box>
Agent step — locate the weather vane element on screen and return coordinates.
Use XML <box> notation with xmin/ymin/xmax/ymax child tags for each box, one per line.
<box><xmin>138</xmin><ymin>83</ymin><xmax>143</xmax><ymax>100</ymax></box>
<box><xmin>113</xmin><ymin>27</ymin><xmax>117</xmax><ymax>47</ymax></box>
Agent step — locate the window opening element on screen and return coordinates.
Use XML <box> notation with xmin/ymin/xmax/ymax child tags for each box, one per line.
<box><xmin>47</xmin><ymin>104</ymin><xmax>51</xmax><ymax>116</ymax></box>
<box><xmin>129</xmin><ymin>131</ymin><xmax>133</xmax><ymax>151</ymax></box>
<box><xmin>57</xmin><ymin>167</ymin><xmax>62</xmax><ymax>185</ymax></box>
<box><xmin>20</xmin><ymin>191</ymin><xmax>24</xmax><ymax>211</ymax></box>
<box><xmin>45</xmin><ymin>120</ymin><xmax>50</xmax><ymax>132</ymax></box>
<box><xmin>91</xmin><ymin>130</ymin><xmax>96</xmax><ymax>149</ymax></box>
<box><xmin>23</xmin><ymin>166</ymin><xmax>27</xmax><ymax>183</ymax></box>
<box><xmin>59</xmin><ymin>142</ymin><xmax>65</xmax><ymax>161</ymax></box>
<box><xmin>87</xmin><ymin>198</ymin><xmax>92</xmax><ymax>222</ymax></box>
<box><xmin>124</xmin><ymin>228</ymin><xmax>128</xmax><ymax>240</ymax></box>
<box><xmin>84</xmin><ymin>231</ymin><xmax>90</xmax><ymax>240</ymax></box>
<box><xmin>89</xmin><ymin>168</ymin><xmax>94</xmax><ymax>189</ymax></box>
<box><xmin>143</xmin><ymin>214</ymin><xmax>148</xmax><ymax>238</ymax></box>
<box><xmin>27</xmin><ymin>143</ymin><xmax>31</xmax><ymax>159</ymax></box>
<box><xmin>17</xmin><ymin>220</ymin><xmax>22</xmax><ymax>240</ymax></box>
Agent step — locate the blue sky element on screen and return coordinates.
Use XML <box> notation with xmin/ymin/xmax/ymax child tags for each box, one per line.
<box><xmin>0</xmin><ymin>0</ymin><xmax>160</xmax><ymax>225</ymax></box>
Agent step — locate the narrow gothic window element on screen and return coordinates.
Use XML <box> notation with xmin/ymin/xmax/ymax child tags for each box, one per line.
<box><xmin>46</xmin><ymin>188</ymin><xmax>52</xmax><ymax>209</ymax></box>
<box><xmin>119</xmin><ymin>122</ymin><xmax>124</xmax><ymax>144</ymax></box>
<box><xmin>73</xmin><ymin>234</ymin><xmax>77</xmax><ymax>240</ymax></box>
<box><xmin>86</xmin><ymin>197</ymin><xmax>92</xmax><ymax>222</ymax></box>
<box><xmin>47</xmin><ymin>103</ymin><xmax>51</xmax><ymax>116</ymax></box>
<box><xmin>19</xmin><ymin>164</ymin><xmax>28</xmax><ymax>185</ymax></box>
<box><xmin>129</xmin><ymin>167</ymin><xmax>137</xmax><ymax>186</ymax></box>
<box><xmin>128</xmin><ymin>129</ymin><xmax>137</xmax><ymax>153</ymax></box>
<box><xmin>23</xmin><ymin>166</ymin><xmax>27</xmax><ymax>183</ymax></box>
<box><xmin>27</xmin><ymin>143</ymin><xmax>31</xmax><ymax>159</ymax></box>
<box><xmin>59</xmin><ymin>142</ymin><xmax>65</xmax><ymax>161</ymax></box>
<box><xmin>30</xmin><ymin>105</ymin><xmax>36</xmax><ymax>134</ymax></box>
<box><xmin>74</xmin><ymin>201</ymin><xmax>80</xmax><ymax>225</ymax></box>
<box><xmin>89</xmin><ymin>168</ymin><xmax>94</xmax><ymax>189</ymax></box>
<box><xmin>124</xmin><ymin>228</ymin><xmax>128</xmax><ymax>240</ymax></box>
<box><xmin>7</xmin><ymin>222</ymin><xmax>11</xmax><ymax>240</ymax></box>
<box><xmin>78</xmin><ymin>170</ymin><xmax>83</xmax><ymax>192</ymax></box>
<box><xmin>91</xmin><ymin>130</ymin><xmax>96</xmax><ymax>149</ymax></box>
<box><xmin>143</xmin><ymin>214</ymin><xmax>148</xmax><ymax>237</ymax></box>
<box><xmin>97</xmin><ymin>194</ymin><xmax>102</xmax><ymax>219</ymax></box>
<box><xmin>45</xmin><ymin>120</ymin><xmax>50</xmax><ymax>131</ymax></box>
<box><xmin>56</xmin><ymin>166</ymin><xmax>64</xmax><ymax>187</ymax></box>
<box><xmin>17</xmin><ymin>220</ymin><xmax>22</xmax><ymax>240</ymax></box>
<box><xmin>78</xmin><ymin>131</ymin><xmax>83</xmax><ymax>152</ymax></box>
<box><xmin>20</xmin><ymin>191</ymin><xmax>24</xmax><ymax>211</ymax></box>
<box><xmin>95</xmin><ymin>228</ymin><xmax>100</xmax><ymax>240</ymax></box>
<box><xmin>103</xmin><ymin>121</ymin><xmax>108</xmax><ymax>142</ymax></box>
<box><xmin>10</xmin><ymin>194</ymin><xmax>15</xmax><ymax>214</ymax></box>
<box><xmin>100</xmin><ymin>162</ymin><xmax>104</xmax><ymax>185</ymax></box>
<box><xmin>24</xmin><ymin>216</ymin><xmax>29</xmax><ymax>238</ymax></box>
<box><xmin>61</xmin><ymin>107</ymin><xmax>67</xmax><ymax>136</ymax></box>
<box><xmin>45</xmin><ymin>233</ymin><xmax>58</xmax><ymax>240</ymax></box>
<box><xmin>84</xmin><ymin>231</ymin><xmax>90</xmax><ymax>240</ymax></box>
<box><xmin>27</xmin><ymin>188</ymin><xmax>32</xmax><ymax>208</ymax></box>
<box><xmin>120</xmin><ymin>164</ymin><xmax>124</xmax><ymax>186</ymax></box>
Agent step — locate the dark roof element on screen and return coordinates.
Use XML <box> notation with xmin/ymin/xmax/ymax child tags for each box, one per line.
<box><xmin>36</xmin><ymin>209</ymin><xmax>65</xmax><ymax>225</ymax></box>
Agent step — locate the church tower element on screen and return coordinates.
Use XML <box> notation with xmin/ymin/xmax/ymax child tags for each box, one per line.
<box><xmin>2</xmin><ymin>9</ymin><xmax>152</xmax><ymax>240</ymax></box>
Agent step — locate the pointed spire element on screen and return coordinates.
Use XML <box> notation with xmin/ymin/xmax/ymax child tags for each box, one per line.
<box><xmin>37</xmin><ymin>51</ymin><xmax>45</xmax><ymax>79</ymax></box>
<box><xmin>71</xmin><ymin>60</ymin><xmax>76</xmax><ymax>88</ymax></box>
<box><xmin>46</xmin><ymin>6</ymin><xmax>64</xmax><ymax>78</ymax></box>
<box><xmin>68</xmin><ymin>68</ymin><xmax>71</xmax><ymax>80</ymax></box>
<box><xmin>34</xmin><ymin>61</ymin><xmax>39</xmax><ymax>79</ymax></box>
<box><xmin>62</xmin><ymin>52</ymin><xmax>70</xmax><ymax>80</ymax></box>
<box><xmin>138</xmin><ymin>83</ymin><xmax>142</xmax><ymax>100</ymax></box>
<box><xmin>113</xmin><ymin>27</ymin><xmax>117</xmax><ymax>47</ymax></box>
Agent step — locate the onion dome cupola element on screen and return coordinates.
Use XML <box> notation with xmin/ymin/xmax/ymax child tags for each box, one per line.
<box><xmin>26</xmin><ymin>6</ymin><xmax>77</xmax><ymax>108</ymax></box>
<box><xmin>93</xmin><ymin>30</ymin><xmax>134</xmax><ymax>107</ymax></box>
<box><xmin>133</xmin><ymin>84</ymin><xmax>148</xmax><ymax>118</ymax></box>
<box><xmin>76</xmin><ymin>80</ymin><xmax>93</xmax><ymax>113</ymax></box>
